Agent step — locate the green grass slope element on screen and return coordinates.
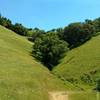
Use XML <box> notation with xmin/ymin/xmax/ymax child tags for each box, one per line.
<box><xmin>68</xmin><ymin>91</ymin><xmax>98</xmax><ymax>100</ymax></box>
<box><xmin>53</xmin><ymin>35</ymin><xmax>100</xmax><ymax>90</ymax></box>
<box><xmin>0</xmin><ymin>25</ymin><xmax>74</xmax><ymax>100</ymax></box>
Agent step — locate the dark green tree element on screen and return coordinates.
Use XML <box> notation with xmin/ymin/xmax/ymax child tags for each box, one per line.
<box><xmin>32</xmin><ymin>28</ymin><xmax>45</xmax><ymax>41</ymax></box>
<box><xmin>93</xmin><ymin>17</ymin><xmax>100</xmax><ymax>32</ymax></box>
<box><xmin>12</xmin><ymin>23</ymin><xmax>28</xmax><ymax>36</ymax></box>
<box><xmin>63</xmin><ymin>22</ymin><xmax>95</xmax><ymax>48</ymax></box>
<box><xmin>56</xmin><ymin>28</ymin><xmax>64</xmax><ymax>39</ymax></box>
<box><xmin>32</xmin><ymin>32</ymin><xmax>69</xmax><ymax>70</ymax></box>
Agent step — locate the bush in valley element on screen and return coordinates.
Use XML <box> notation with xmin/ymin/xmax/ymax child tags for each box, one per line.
<box><xmin>32</xmin><ymin>32</ymin><xmax>69</xmax><ymax>70</ymax></box>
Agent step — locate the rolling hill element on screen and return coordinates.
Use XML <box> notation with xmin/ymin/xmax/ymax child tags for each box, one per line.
<box><xmin>0</xmin><ymin>25</ymin><xmax>76</xmax><ymax>100</ymax></box>
<box><xmin>53</xmin><ymin>34</ymin><xmax>100</xmax><ymax>90</ymax></box>
<box><xmin>0</xmin><ymin>25</ymin><xmax>99</xmax><ymax>100</ymax></box>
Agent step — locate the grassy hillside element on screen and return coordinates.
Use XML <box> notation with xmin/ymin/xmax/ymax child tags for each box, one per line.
<box><xmin>0</xmin><ymin>25</ymin><xmax>76</xmax><ymax>100</ymax></box>
<box><xmin>68</xmin><ymin>91</ymin><xmax>98</xmax><ymax>100</ymax></box>
<box><xmin>0</xmin><ymin>25</ymin><xmax>99</xmax><ymax>100</ymax></box>
<box><xmin>53</xmin><ymin>35</ymin><xmax>100</xmax><ymax>90</ymax></box>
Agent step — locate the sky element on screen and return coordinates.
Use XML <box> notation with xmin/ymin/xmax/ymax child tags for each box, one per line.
<box><xmin>0</xmin><ymin>0</ymin><xmax>100</xmax><ymax>30</ymax></box>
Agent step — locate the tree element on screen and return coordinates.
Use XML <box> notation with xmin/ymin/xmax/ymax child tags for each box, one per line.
<box><xmin>93</xmin><ymin>17</ymin><xmax>100</xmax><ymax>32</ymax></box>
<box><xmin>32</xmin><ymin>32</ymin><xmax>69</xmax><ymax>70</ymax></box>
<box><xmin>12</xmin><ymin>23</ymin><xmax>28</xmax><ymax>36</ymax></box>
<box><xmin>56</xmin><ymin>28</ymin><xmax>64</xmax><ymax>39</ymax></box>
<box><xmin>27</xmin><ymin>28</ymin><xmax>45</xmax><ymax>42</ymax></box>
<box><xmin>31</xmin><ymin>28</ymin><xmax>45</xmax><ymax>41</ymax></box>
<box><xmin>0</xmin><ymin>15</ymin><xmax>12</xmax><ymax>29</ymax></box>
<box><xmin>63</xmin><ymin>22</ymin><xmax>95</xmax><ymax>48</ymax></box>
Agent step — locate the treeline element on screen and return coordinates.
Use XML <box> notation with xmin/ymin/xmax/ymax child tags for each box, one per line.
<box><xmin>0</xmin><ymin>14</ymin><xmax>27</xmax><ymax>35</ymax></box>
<box><xmin>0</xmin><ymin>14</ymin><xmax>45</xmax><ymax>37</ymax></box>
<box><xmin>32</xmin><ymin>19</ymin><xmax>100</xmax><ymax>70</ymax></box>
<box><xmin>0</xmin><ymin>14</ymin><xmax>100</xmax><ymax>70</ymax></box>
<box><xmin>1</xmin><ymin>14</ymin><xmax>100</xmax><ymax>48</ymax></box>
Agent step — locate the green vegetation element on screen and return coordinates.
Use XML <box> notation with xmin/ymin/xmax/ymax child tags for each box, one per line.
<box><xmin>1</xmin><ymin>14</ymin><xmax>100</xmax><ymax>49</ymax></box>
<box><xmin>0</xmin><ymin>25</ymin><xmax>74</xmax><ymax>100</ymax></box>
<box><xmin>63</xmin><ymin>22</ymin><xmax>95</xmax><ymax>48</ymax></box>
<box><xmin>0</xmin><ymin>14</ymin><xmax>100</xmax><ymax>100</ymax></box>
<box><xmin>53</xmin><ymin>34</ymin><xmax>100</xmax><ymax>90</ymax></box>
<box><xmin>68</xmin><ymin>91</ymin><xmax>97</xmax><ymax>100</ymax></box>
<box><xmin>0</xmin><ymin>14</ymin><xmax>12</xmax><ymax>29</ymax></box>
<box><xmin>32</xmin><ymin>32</ymin><xmax>69</xmax><ymax>70</ymax></box>
<box><xmin>27</xmin><ymin>28</ymin><xmax>45</xmax><ymax>41</ymax></box>
<box><xmin>31</xmin><ymin>18</ymin><xmax>100</xmax><ymax>71</ymax></box>
<box><xmin>12</xmin><ymin>23</ymin><xmax>28</xmax><ymax>36</ymax></box>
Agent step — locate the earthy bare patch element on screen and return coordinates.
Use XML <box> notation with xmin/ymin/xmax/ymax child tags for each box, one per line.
<box><xmin>49</xmin><ymin>92</ymin><xmax>68</xmax><ymax>100</ymax></box>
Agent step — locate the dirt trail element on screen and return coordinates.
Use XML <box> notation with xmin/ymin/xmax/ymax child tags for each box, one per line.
<box><xmin>49</xmin><ymin>92</ymin><xmax>68</xmax><ymax>100</ymax></box>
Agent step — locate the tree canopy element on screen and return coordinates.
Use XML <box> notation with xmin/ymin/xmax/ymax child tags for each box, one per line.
<box><xmin>32</xmin><ymin>32</ymin><xmax>69</xmax><ymax>70</ymax></box>
<box><xmin>63</xmin><ymin>22</ymin><xmax>95</xmax><ymax>48</ymax></box>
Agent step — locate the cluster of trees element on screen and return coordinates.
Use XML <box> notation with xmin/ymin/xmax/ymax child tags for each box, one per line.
<box><xmin>47</xmin><ymin>18</ymin><xmax>100</xmax><ymax>48</ymax></box>
<box><xmin>0</xmin><ymin>14</ymin><xmax>28</xmax><ymax>36</ymax></box>
<box><xmin>12</xmin><ymin>23</ymin><xmax>28</xmax><ymax>36</ymax></box>
<box><xmin>0</xmin><ymin>14</ymin><xmax>12</xmax><ymax>29</ymax></box>
<box><xmin>32</xmin><ymin>19</ymin><xmax>100</xmax><ymax>70</ymax></box>
<box><xmin>32</xmin><ymin>32</ymin><xmax>69</xmax><ymax>70</ymax></box>
<box><xmin>0</xmin><ymin>14</ymin><xmax>45</xmax><ymax>37</ymax></box>
<box><xmin>1</xmin><ymin>14</ymin><xmax>100</xmax><ymax>48</ymax></box>
<box><xmin>63</xmin><ymin>22</ymin><xmax>95</xmax><ymax>48</ymax></box>
<box><xmin>1</xmin><ymin>14</ymin><xmax>100</xmax><ymax>70</ymax></box>
<box><xmin>27</xmin><ymin>28</ymin><xmax>45</xmax><ymax>41</ymax></box>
